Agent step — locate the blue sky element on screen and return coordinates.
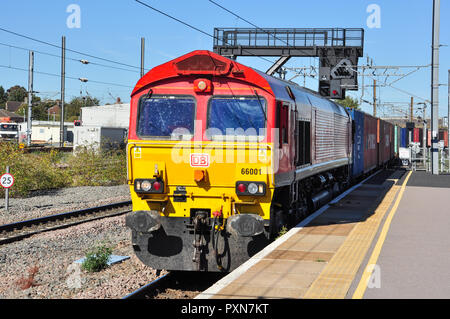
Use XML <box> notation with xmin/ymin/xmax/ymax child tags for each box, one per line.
<box><xmin>0</xmin><ymin>0</ymin><xmax>449</xmax><ymax>117</ymax></box>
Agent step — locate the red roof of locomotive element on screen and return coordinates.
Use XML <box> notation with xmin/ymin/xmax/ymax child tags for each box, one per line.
<box><xmin>131</xmin><ymin>50</ymin><xmax>275</xmax><ymax>97</ymax></box>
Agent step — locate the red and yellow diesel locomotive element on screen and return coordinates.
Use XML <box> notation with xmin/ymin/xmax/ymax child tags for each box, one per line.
<box><xmin>125</xmin><ymin>50</ymin><xmax>391</xmax><ymax>272</ymax></box>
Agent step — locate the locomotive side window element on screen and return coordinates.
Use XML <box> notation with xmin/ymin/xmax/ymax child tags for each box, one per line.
<box><xmin>206</xmin><ymin>96</ymin><xmax>266</xmax><ymax>140</ymax></box>
<box><xmin>137</xmin><ymin>95</ymin><xmax>196</xmax><ymax>139</ymax></box>
<box><xmin>296</xmin><ymin>120</ymin><xmax>311</xmax><ymax>166</ymax></box>
<box><xmin>276</xmin><ymin>102</ymin><xmax>289</xmax><ymax>148</ymax></box>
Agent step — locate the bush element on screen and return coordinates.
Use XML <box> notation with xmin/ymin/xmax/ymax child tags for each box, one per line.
<box><xmin>0</xmin><ymin>142</ymin><xmax>127</xmax><ymax>198</ymax></box>
<box><xmin>67</xmin><ymin>146</ymin><xmax>127</xmax><ymax>187</ymax></box>
<box><xmin>81</xmin><ymin>244</ymin><xmax>113</xmax><ymax>273</ymax></box>
<box><xmin>0</xmin><ymin>142</ymin><xmax>70</xmax><ymax>197</ymax></box>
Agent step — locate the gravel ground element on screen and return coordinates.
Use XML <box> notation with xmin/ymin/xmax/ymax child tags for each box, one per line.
<box><xmin>0</xmin><ymin>214</ymin><xmax>167</xmax><ymax>299</ymax></box>
<box><xmin>0</xmin><ymin>184</ymin><xmax>171</xmax><ymax>299</ymax></box>
<box><xmin>0</xmin><ymin>185</ymin><xmax>131</xmax><ymax>224</ymax></box>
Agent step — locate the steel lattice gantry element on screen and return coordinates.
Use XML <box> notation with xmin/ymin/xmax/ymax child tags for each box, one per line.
<box><xmin>213</xmin><ymin>28</ymin><xmax>364</xmax><ymax>99</ymax></box>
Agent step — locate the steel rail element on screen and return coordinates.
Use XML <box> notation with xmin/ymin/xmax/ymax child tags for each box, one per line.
<box><xmin>122</xmin><ymin>273</ymin><xmax>171</xmax><ymax>299</ymax></box>
<box><xmin>0</xmin><ymin>200</ymin><xmax>132</xmax><ymax>245</ymax></box>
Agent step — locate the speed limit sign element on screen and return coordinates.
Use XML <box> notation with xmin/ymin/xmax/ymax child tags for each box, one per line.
<box><xmin>1</xmin><ymin>173</ymin><xmax>14</xmax><ymax>189</ymax></box>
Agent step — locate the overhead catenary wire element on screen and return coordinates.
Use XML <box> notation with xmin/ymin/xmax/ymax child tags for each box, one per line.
<box><xmin>133</xmin><ymin>0</ymin><xmax>276</xmax><ymax>66</ymax></box>
<box><xmin>0</xmin><ymin>42</ymin><xmax>141</xmax><ymax>74</ymax></box>
<box><xmin>207</xmin><ymin>0</ymin><xmax>321</xmax><ymax>65</ymax></box>
<box><xmin>0</xmin><ymin>64</ymin><xmax>133</xmax><ymax>88</ymax></box>
<box><xmin>0</xmin><ymin>27</ymin><xmax>141</xmax><ymax>71</ymax></box>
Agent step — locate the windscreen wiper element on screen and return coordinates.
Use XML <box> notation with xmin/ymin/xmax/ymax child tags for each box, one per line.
<box><xmin>144</xmin><ymin>88</ymin><xmax>153</xmax><ymax>100</ymax></box>
<box><xmin>254</xmin><ymin>90</ymin><xmax>267</xmax><ymax>122</ymax></box>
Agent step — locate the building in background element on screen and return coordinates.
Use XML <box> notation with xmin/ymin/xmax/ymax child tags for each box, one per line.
<box><xmin>0</xmin><ymin>109</ymin><xmax>23</xmax><ymax>123</ymax></box>
<box><xmin>18</xmin><ymin>121</ymin><xmax>74</xmax><ymax>145</ymax></box>
<box><xmin>73</xmin><ymin>102</ymin><xmax>130</xmax><ymax>150</ymax></box>
<box><xmin>5</xmin><ymin>101</ymin><xmax>22</xmax><ymax>113</ymax></box>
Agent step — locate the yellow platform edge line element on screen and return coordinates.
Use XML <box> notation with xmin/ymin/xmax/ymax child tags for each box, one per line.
<box><xmin>352</xmin><ymin>170</ymin><xmax>413</xmax><ymax>299</ymax></box>
<box><xmin>303</xmin><ymin>175</ymin><xmax>403</xmax><ymax>299</ymax></box>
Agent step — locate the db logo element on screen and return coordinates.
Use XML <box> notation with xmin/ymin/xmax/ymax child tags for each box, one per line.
<box><xmin>190</xmin><ymin>153</ymin><xmax>210</xmax><ymax>168</ymax></box>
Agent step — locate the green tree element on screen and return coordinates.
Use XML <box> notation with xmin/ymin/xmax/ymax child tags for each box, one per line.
<box><xmin>16</xmin><ymin>99</ymin><xmax>57</xmax><ymax>121</ymax></box>
<box><xmin>65</xmin><ymin>96</ymin><xmax>100</xmax><ymax>121</ymax></box>
<box><xmin>334</xmin><ymin>96</ymin><xmax>360</xmax><ymax>110</ymax></box>
<box><xmin>7</xmin><ymin>85</ymin><xmax>27</xmax><ymax>102</ymax></box>
<box><xmin>0</xmin><ymin>86</ymin><xmax>7</xmax><ymax>108</ymax></box>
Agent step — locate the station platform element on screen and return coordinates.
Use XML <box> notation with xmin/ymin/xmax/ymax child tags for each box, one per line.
<box><xmin>196</xmin><ymin>169</ymin><xmax>450</xmax><ymax>299</ymax></box>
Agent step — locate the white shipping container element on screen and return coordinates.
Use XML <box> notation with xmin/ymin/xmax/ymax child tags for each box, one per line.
<box><xmin>81</xmin><ymin>104</ymin><xmax>130</xmax><ymax>128</ymax></box>
<box><xmin>74</xmin><ymin>126</ymin><xmax>127</xmax><ymax>151</ymax></box>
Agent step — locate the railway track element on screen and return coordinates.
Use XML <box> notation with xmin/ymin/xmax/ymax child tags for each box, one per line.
<box><xmin>123</xmin><ymin>271</ymin><xmax>227</xmax><ymax>299</ymax></box>
<box><xmin>123</xmin><ymin>273</ymin><xmax>172</xmax><ymax>299</ymax></box>
<box><xmin>0</xmin><ymin>200</ymin><xmax>132</xmax><ymax>245</ymax></box>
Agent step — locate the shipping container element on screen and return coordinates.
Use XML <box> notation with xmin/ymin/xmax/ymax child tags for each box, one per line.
<box><xmin>73</xmin><ymin>126</ymin><xmax>127</xmax><ymax>151</ymax></box>
<box><xmin>394</xmin><ymin>125</ymin><xmax>398</xmax><ymax>155</ymax></box>
<box><xmin>397</xmin><ymin>126</ymin><xmax>404</xmax><ymax>153</ymax></box>
<box><xmin>81</xmin><ymin>103</ymin><xmax>130</xmax><ymax>128</ymax></box>
<box><xmin>400</xmin><ymin>128</ymin><xmax>408</xmax><ymax>148</ymax></box>
<box><xmin>349</xmin><ymin>109</ymin><xmax>364</xmax><ymax>177</ymax></box>
<box><xmin>427</xmin><ymin>129</ymin><xmax>448</xmax><ymax>148</ymax></box>
<box><xmin>439</xmin><ymin>130</ymin><xmax>449</xmax><ymax>148</ymax></box>
<box><xmin>444</xmin><ymin>131</ymin><xmax>448</xmax><ymax>148</ymax></box>
<box><xmin>378</xmin><ymin>119</ymin><xmax>393</xmax><ymax>165</ymax></box>
<box><xmin>386</xmin><ymin>121</ymin><xmax>395</xmax><ymax>162</ymax></box>
<box><xmin>364</xmin><ymin>112</ymin><xmax>378</xmax><ymax>172</ymax></box>
<box><xmin>419</xmin><ymin>129</ymin><xmax>424</xmax><ymax>147</ymax></box>
<box><xmin>413</xmin><ymin>128</ymin><xmax>420</xmax><ymax>143</ymax></box>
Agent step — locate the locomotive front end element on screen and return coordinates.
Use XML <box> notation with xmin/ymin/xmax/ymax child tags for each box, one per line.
<box><xmin>126</xmin><ymin>51</ymin><xmax>276</xmax><ymax>272</ymax></box>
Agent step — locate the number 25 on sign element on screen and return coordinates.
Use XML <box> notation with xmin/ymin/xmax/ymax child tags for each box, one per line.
<box><xmin>1</xmin><ymin>173</ymin><xmax>14</xmax><ymax>189</ymax></box>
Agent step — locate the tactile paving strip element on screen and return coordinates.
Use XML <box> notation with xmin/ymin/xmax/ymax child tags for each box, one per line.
<box><xmin>302</xmin><ymin>183</ymin><xmax>400</xmax><ymax>299</ymax></box>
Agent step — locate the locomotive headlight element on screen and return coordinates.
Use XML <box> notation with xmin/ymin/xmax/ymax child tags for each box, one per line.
<box><xmin>197</xmin><ymin>81</ymin><xmax>207</xmax><ymax>91</ymax></box>
<box><xmin>247</xmin><ymin>183</ymin><xmax>258</xmax><ymax>194</ymax></box>
<box><xmin>141</xmin><ymin>180</ymin><xmax>152</xmax><ymax>192</ymax></box>
<box><xmin>193</xmin><ymin>78</ymin><xmax>212</xmax><ymax>93</ymax></box>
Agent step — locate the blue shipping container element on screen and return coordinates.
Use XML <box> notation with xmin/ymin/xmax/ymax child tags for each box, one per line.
<box><xmin>400</xmin><ymin>128</ymin><xmax>407</xmax><ymax>148</ymax></box>
<box><xmin>349</xmin><ymin>108</ymin><xmax>365</xmax><ymax>177</ymax></box>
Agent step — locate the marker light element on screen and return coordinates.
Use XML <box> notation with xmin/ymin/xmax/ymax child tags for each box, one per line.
<box><xmin>237</xmin><ymin>183</ymin><xmax>246</xmax><ymax>193</ymax></box>
<box><xmin>152</xmin><ymin>181</ymin><xmax>161</xmax><ymax>191</ymax></box>
<box><xmin>258</xmin><ymin>184</ymin><xmax>264</xmax><ymax>194</ymax></box>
